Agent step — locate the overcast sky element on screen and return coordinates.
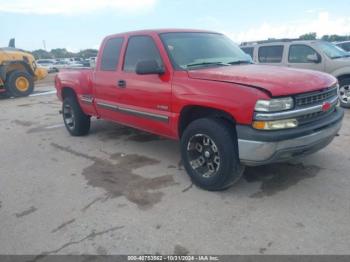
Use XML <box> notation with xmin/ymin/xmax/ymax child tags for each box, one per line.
<box><xmin>1</xmin><ymin>0</ymin><xmax>349</xmax><ymax>51</ymax></box>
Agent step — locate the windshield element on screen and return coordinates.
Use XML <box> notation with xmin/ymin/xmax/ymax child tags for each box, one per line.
<box><xmin>160</xmin><ymin>32</ymin><xmax>252</xmax><ymax>70</ymax></box>
<box><xmin>317</xmin><ymin>41</ymin><xmax>350</xmax><ymax>59</ymax></box>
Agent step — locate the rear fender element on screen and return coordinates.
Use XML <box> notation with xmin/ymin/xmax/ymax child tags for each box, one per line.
<box><xmin>56</xmin><ymin>71</ymin><xmax>97</xmax><ymax>116</ymax></box>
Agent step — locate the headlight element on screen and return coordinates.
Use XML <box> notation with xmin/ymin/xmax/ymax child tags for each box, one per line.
<box><xmin>252</xmin><ymin>119</ymin><xmax>298</xmax><ymax>130</ymax></box>
<box><xmin>255</xmin><ymin>97</ymin><xmax>294</xmax><ymax>112</ymax></box>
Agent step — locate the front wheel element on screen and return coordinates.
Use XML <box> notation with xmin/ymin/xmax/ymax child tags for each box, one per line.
<box><xmin>339</xmin><ymin>78</ymin><xmax>350</xmax><ymax>108</ymax></box>
<box><xmin>62</xmin><ymin>96</ymin><xmax>91</xmax><ymax>136</ymax></box>
<box><xmin>181</xmin><ymin>118</ymin><xmax>244</xmax><ymax>191</ymax></box>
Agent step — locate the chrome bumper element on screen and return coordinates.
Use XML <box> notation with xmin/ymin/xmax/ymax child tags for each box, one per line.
<box><xmin>238</xmin><ymin>120</ymin><xmax>342</xmax><ymax>166</ymax></box>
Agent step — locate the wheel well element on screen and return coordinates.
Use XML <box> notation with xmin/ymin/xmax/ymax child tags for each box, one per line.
<box><xmin>62</xmin><ymin>87</ymin><xmax>77</xmax><ymax>100</ymax></box>
<box><xmin>179</xmin><ymin>106</ymin><xmax>236</xmax><ymax>137</ymax></box>
<box><xmin>338</xmin><ymin>74</ymin><xmax>350</xmax><ymax>82</ymax></box>
<box><xmin>4</xmin><ymin>62</ymin><xmax>34</xmax><ymax>77</ymax></box>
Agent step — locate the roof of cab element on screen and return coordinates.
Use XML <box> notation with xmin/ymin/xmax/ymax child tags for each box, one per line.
<box><xmin>104</xmin><ymin>28</ymin><xmax>220</xmax><ymax>40</ymax></box>
<box><xmin>240</xmin><ymin>39</ymin><xmax>323</xmax><ymax>47</ymax></box>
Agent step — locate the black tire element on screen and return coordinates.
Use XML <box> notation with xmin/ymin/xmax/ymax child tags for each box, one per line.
<box><xmin>181</xmin><ymin>118</ymin><xmax>245</xmax><ymax>191</ymax></box>
<box><xmin>5</xmin><ymin>70</ymin><xmax>34</xmax><ymax>97</ymax></box>
<box><xmin>0</xmin><ymin>91</ymin><xmax>11</xmax><ymax>99</ymax></box>
<box><xmin>62</xmin><ymin>96</ymin><xmax>91</xmax><ymax>136</ymax></box>
<box><xmin>339</xmin><ymin>78</ymin><xmax>350</xmax><ymax>108</ymax></box>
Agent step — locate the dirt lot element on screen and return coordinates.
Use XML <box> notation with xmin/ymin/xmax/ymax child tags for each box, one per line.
<box><xmin>0</xmin><ymin>74</ymin><xmax>350</xmax><ymax>255</ymax></box>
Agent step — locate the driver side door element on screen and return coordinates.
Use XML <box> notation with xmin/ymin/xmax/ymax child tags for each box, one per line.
<box><xmin>116</xmin><ymin>35</ymin><xmax>173</xmax><ymax>136</ymax></box>
<box><xmin>287</xmin><ymin>44</ymin><xmax>325</xmax><ymax>72</ymax></box>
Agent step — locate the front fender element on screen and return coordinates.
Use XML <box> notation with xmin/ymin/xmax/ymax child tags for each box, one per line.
<box><xmin>330</xmin><ymin>67</ymin><xmax>350</xmax><ymax>79</ymax></box>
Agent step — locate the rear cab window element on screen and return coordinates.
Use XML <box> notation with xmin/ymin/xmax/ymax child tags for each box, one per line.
<box><xmin>123</xmin><ymin>35</ymin><xmax>163</xmax><ymax>72</ymax></box>
<box><xmin>258</xmin><ymin>45</ymin><xmax>284</xmax><ymax>63</ymax></box>
<box><xmin>100</xmin><ymin>37</ymin><xmax>124</xmax><ymax>71</ymax></box>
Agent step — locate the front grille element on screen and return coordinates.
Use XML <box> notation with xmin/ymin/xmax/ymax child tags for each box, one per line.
<box><xmin>295</xmin><ymin>87</ymin><xmax>338</xmax><ymax>107</ymax></box>
<box><xmin>294</xmin><ymin>86</ymin><xmax>338</xmax><ymax>125</ymax></box>
<box><xmin>297</xmin><ymin>107</ymin><xmax>336</xmax><ymax>125</ymax></box>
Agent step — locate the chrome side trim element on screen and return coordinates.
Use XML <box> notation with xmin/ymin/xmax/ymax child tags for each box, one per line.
<box><xmin>96</xmin><ymin>102</ymin><xmax>119</xmax><ymax>111</ymax></box>
<box><xmin>96</xmin><ymin>101</ymin><xmax>169</xmax><ymax>123</ymax></box>
<box><xmin>80</xmin><ymin>95</ymin><xmax>93</xmax><ymax>104</ymax></box>
<box><xmin>254</xmin><ymin>96</ymin><xmax>339</xmax><ymax>121</ymax></box>
<box><xmin>118</xmin><ymin>106</ymin><xmax>169</xmax><ymax>122</ymax></box>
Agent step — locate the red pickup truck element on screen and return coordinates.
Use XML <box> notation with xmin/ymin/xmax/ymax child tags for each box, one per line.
<box><xmin>55</xmin><ymin>29</ymin><xmax>343</xmax><ymax>191</ymax></box>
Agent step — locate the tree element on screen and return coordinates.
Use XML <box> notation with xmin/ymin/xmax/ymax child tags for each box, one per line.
<box><xmin>299</xmin><ymin>33</ymin><xmax>317</xmax><ymax>40</ymax></box>
<box><xmin>321</xmin><ymin>34</ymin><xmax>350</xmax><ymax>42</ymax></box>
<box><xmin>31</xmin><ymin>49</ymin><xmax>53</xmax><ymax>59</ymax></box>
<box><xmin>50</xmin><ymin>48</ymin><xmax>75</xmax><ymax>59</ymax></box>
<box><xmin>77</xmin><ymin>49</ymin><xmax>98</xmax><ymax>59</ymax></box>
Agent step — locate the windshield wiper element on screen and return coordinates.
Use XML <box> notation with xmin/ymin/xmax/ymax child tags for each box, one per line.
<box><xmin>228</xmin><ymin>60</ymin><xmax>252</xmax><ymax>65</ymax></box>
<box><xmin>186</xmin><ymin>61</ymin><xmax>230</xmax><ymax>68</ymax></box>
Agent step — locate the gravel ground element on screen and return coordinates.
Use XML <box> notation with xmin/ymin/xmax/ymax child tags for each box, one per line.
<box><xmin>0</xmin><ymin>74</ymin><xmax>349</xmax><ymax>255</ymax></box>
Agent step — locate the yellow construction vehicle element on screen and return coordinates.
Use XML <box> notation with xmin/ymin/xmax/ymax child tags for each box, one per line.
<box><xmin>0</xmin><ymin>39</ymin><xmax>47</xmax><ymax>97</ymax></box>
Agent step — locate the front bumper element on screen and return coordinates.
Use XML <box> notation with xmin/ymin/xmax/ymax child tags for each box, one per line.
<box><xmin>237</xmin><ymin>107</ymin><xmax>344</xmax><ymax>166</ymax></box>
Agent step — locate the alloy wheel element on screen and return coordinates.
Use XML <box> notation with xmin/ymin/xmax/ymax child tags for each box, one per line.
<box><xmin>186</xmin><ymin>134</ymin><xmax>221</xmax><ymax>178</ymax></box>
<box><xmin>63</xmin><ymin>104</ymin><xmax>76</xmax><ymax>130</ymax></box>
<box><xmin>339</xmin><ymin>85</ymin><xmax>350</xmax><ymax>104</ymax></box>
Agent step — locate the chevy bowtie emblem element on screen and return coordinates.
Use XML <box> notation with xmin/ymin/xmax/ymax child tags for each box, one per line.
<box><xmin>322</xmin><ymin>102</ymin><xmax>331</xmax><ymax>112</ymax></box>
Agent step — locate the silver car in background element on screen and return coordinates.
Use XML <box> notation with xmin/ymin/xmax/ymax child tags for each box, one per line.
<box><xmin>241</xmin><ymin>39</ymin><xmax>350</xmax><ymax>108</ymax></box>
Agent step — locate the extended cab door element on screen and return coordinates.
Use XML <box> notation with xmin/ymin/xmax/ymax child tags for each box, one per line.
<box><xmin>286</xmin><ymin>44</ymin><xmax>325</xmax><ymax>72</ymax></box>
<box><xmin>108</xmin><ymin>35</ymin><xmax>173</xmax><ymax>137</ymax></box>
<box><xmin>93</xmin><ymin>37</ymin><xmax>125</xmax><ymax>121</ymax></box>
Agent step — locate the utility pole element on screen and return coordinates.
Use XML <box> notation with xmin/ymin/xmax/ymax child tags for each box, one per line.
<box><xmin>43</xmin><ymin>40</ymin><xmax>46</xmax><ymax>51</ymax></box>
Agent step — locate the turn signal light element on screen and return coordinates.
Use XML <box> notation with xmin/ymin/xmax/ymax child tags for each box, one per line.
<box><xmin>252</xmin><ymin>119</ymin><xmax>298</xmax><ymax>130</ymax></box>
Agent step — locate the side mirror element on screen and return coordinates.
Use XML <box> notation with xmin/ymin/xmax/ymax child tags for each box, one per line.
<box><xmin>306</xmin><ymin>54</ymin><xmax>321</xmax><ymax>63</ymax></box>
<box><xmin>135</xmin><ymin>60</ymin><xmax>165</xmax><ymax>75</ymax></box>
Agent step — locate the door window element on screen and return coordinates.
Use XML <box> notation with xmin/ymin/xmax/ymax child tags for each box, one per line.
<box><xmin>123</xmin><ymin>36</ymin><xmax>162</xmax><ymax>72</ymax></box>
<box><xmin>288</xmin><ymin>44</ymin><xmax>320</xmax><ymax>63</ymax></box>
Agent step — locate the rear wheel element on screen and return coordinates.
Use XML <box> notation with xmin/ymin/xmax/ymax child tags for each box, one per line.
<box><xmin>5</xmin><ymin>70</ymin><xmax>34</xmax><ymax>97</ymax></box>
<box><xmin>181</xmin><ymin>118</ymin><xmax>244</xmax><ymax>191</ymax></box>
<box><xmin>339</xmin><ymin>78</ymin><xmax>350</xmax><ymax>108</ymax></box>
<box><xmin>63</xmin><ymin>96</ymin><xmax>91</xmax><ymax>136</ymax></box>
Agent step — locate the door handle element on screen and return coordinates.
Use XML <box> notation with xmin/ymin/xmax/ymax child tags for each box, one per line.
<box><xmin>118</xmin><ymin>80</ymin><xmax>126</xmax><ymax>88</ymax></box>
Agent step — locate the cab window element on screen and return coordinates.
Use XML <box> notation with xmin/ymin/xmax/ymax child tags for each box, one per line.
<box><xmin>258</xmin><ymin>45</ymin><xmax>284</xmax><ymax>63</ymax></box>
<box><xmin>100</xmin><ymin>37</ymin><xmax>124</xmax><ymax>71</ymax></box>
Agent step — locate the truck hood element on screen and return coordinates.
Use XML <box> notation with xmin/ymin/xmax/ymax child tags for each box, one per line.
<box><xmin>187</xmin><ymin>64</ymin><xmax>336</xmax><ymax>97</ymax></box>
